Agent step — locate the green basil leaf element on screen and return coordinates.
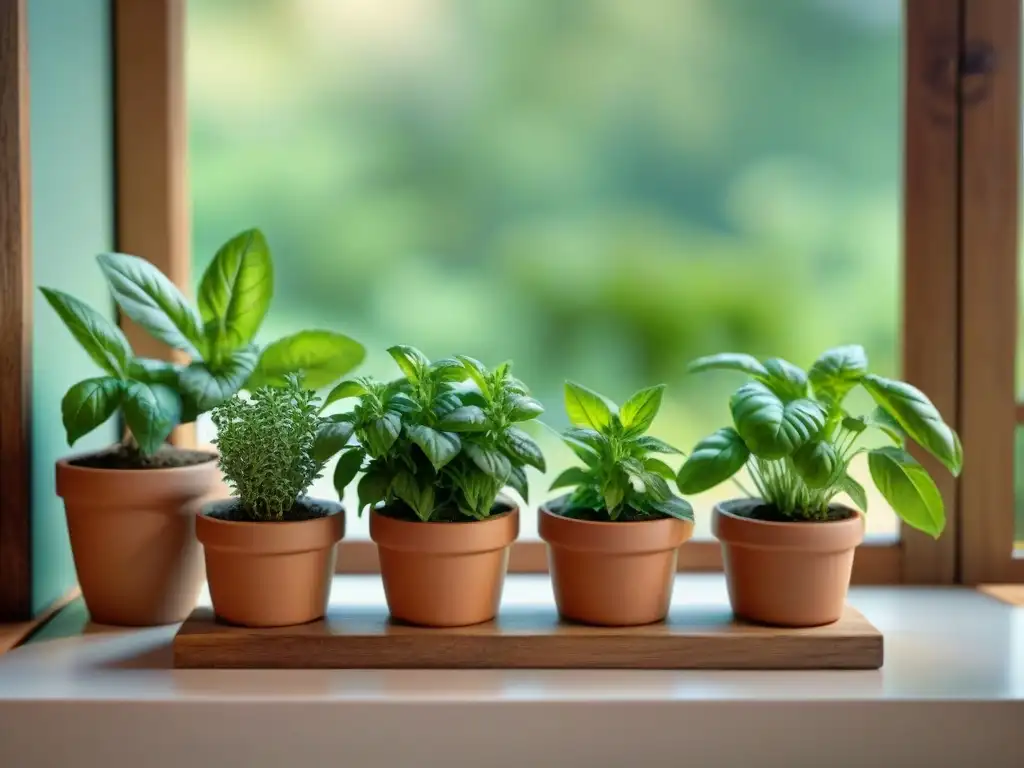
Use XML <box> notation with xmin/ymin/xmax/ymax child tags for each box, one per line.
<box><xmin>619</xmin><ymin>384</ymin><xmax>665</xmax><ymax>435</ymax></box>
<box><xmin>456</xmin><ymin>355</ymin><xmax>491</xmax><ymax>398</ymax></box>
<box><xmin>357</xmin><ymin>466</ymin><xmax>391</xmax><ymax>515</ymax></box>
<box><xmin>632</xmin><ymin>435</ymin><xmax>683</xmax><ymax>455</ymax></box>
<box><xmin>391</xmin><ymin>471</ymin><xmax>435</xmax><ymax>522</ymax></box>
<box><xmin>96</xmin><ymin>251</ymin><xmax>205</xmax><ymax>357</ymax></box>
<box><xmin>249</xmin><ymin>330</ymin><xmax>365</xmax><ymax>389</ymax></box>
<box><xmin>431</xmin><ymin>392</ymin><xmax>463</xmax><ymax>418</ymax></box>
<box><xmin>428</xmin><ymin>357</ymin><xmax>467</xmax><ymax>382</ymax></box>
<box><xmin>387</xmin><ymin>345</ymin><xmax>430</xmax><ymax>382</ymax></box>
<box><xmin>562</xmin><ymin>427</ymin><xmax>605</xmax><ymax>453</ymax></box>
<box><xmin>730</xmin><ymin>382</ymin><xmax>824</xmax><ymax>459</ymax></box>
<box><xmin>61</xmin><ymin>377</ymin><xmax>125</xmax><ymax>446</ymax></box>
<box><xmin>405</xmin><ymin>424</ymin><xmax>461</xmax><ymax>470</ymax></box>
<box><xmin>643</xmin><ymin>473</ymin><xmax>673</xmax><ymax>503</ymax></box>
<box><xmin>198</xmin><ymin>228</ymin><xmax>272</xmax><ymax>354</ymax></box>
<box><xmin>314</xmin><ymin>420</ymin><xmax>355</xmax><ymax>463</ymax></box>
<box><xmin>842</xmin><ymin>414</ymin><xmax>867</xmax><ymax>434</ymax></box>
<box><xmin>506</xmin><ymin>376</ymin><xmax>530</xmax><ymax>395</ymax></box>
<box><xmin>322</xmin><ymin>379</ymin><xmax>368</xmax><ymax>411</ymax></box>
<box><xmin>865</xmin><ymin>405</ymin><xmax>906</xmax><ymax>446</ymax></box>
<box><xmin>127</xmin><ymin>358</ymin><xmax>183</xmax><ymax>387</ymax></box>
<box><xmin>506</xmin><ymin>464</ymin><xmax>530</xmax><ymax>504</ymax></box>
<box><xmin>464</xmin><ymin>442</ymin><xmax>512</xmax><ymax>481</ymax></box>
<box><xmin>758</xmin><ymin>358</ymin><xmax>809</xmax><ymax>400</ymax></box>
<box><xmin>868</xmin><ymin>446</ymin><xmax>944</xmax><ymax>537</ymax></box>
<box><xmin>362</xmin><ymin>412</ymin><xmax>402</xmax><ymax>457</ymax></box>
<box><xmin>861</xmin><ymin>375</ymin><xmax>961</xmax><ymax>475</ymax></box>
<box><xmin>122</xmin><ymin>381</ymin><xmax>181</xmax><ymax>455</ymax></box>
<box><xmin>808</xmin><ymin>345</ymin><xmax>867</xmax><ymax>406</ymax></box>
<box><xmin>564</xmin><ymin>381</ymin><xmax>614</xmax><ymax>430</ymax></box>
<box><xmin>179</xmin><ymin>346</ymin><xmax>259</xmax><ymax>413</ymax></box>
<box><xmin>688</xmin><ymin>353</ymin><xmax>768</xmax><ymax>377</ymax></box>
<box><xmin>502</xmin><ymin>426</ymin><xmax>546</xmax><ymax>471</ymax></box>
<box><xmin>643</xmin><ymin>457</ymin><xmax>677</xmax><ymax>480</ymax></box>
<box><xmin>549</xmin><ymin>466</ymin><xmax>593</xmax><ymax>491</ymax></box>
<box><xmin>40</xmin><ymin>287</ymin><xmax>133</xmax><ymax>377</ymax></box>
<box><xmin>676</xmin><ymin>427</ymin><xmax>749</xmax><ymax>493</ymax></box>
<box><xmin>437</xmin><ymin>405</ymin><xmax>489</xmax><ymax>432</ymax></box>
<box><xmin>562</xmin><ymin>436</ymin><xmax>599</xmax><ymax>468</ymax></box>
<box><xmin>332</xmin><ymin>447</ymin><xmax>366</xmax><ymax>495</ymax></box>
<box><xmin>649</xmin><ymin>495</ymin><xmax>695</xmax><ymax>522</ymax></box>
<box><xmin>386</xmin><ymin>392</ymin><xmax>418</xmax><ymax>415</ymax></box>
<box><xmin>601</xmin><ymin>476</ymin><xmax>626</xmax><ymax>517</ymax></box>
<box><xmin>791</xmin><ymin>439</ymin><xmax>839</xmax><ymax>489</ymax></box>
<box><xmin>838</xmin><ymin>473</ymin><xmax>868</xmax><ymax>513</ymax></box>
<box><xmin>508</xmin><ymin>395</ymin><xmax>544</xmax><ymax>422</ymax></box>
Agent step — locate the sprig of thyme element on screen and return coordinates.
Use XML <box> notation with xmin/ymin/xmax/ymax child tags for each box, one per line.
<box><xmin>212</xmin><ymin>374</ymin><xmax>324</xmax><ymax>521</ymax></box>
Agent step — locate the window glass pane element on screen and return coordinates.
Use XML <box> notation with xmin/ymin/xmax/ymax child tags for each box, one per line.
<box><xmin>188</xmin><ymin>0</ymin><xmax>902</xmax><ymax>541</ymax></box>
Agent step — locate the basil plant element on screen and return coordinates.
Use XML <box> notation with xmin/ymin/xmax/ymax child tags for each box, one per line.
<box><xmin>317</xmin><ymin>345</ymin><xmax>546</xmax><ymax>522</ymax></box>
<box><xmin>548</xmin><ymin>382</ymin><xmax>693</xmax><ymax>522</ymax></box>
<box><xmin>676</xmin><ymin>346</ymin><xmax>962</xmax><ymax>537</ymax></box>
<box><xmin>42</xmin><ymin>228</ymin><xmax>364</xmax><ymax>458</ymax></box>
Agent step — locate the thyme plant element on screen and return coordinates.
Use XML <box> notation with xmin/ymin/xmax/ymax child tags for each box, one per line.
<box><xmin>211</xmin><ymin>375</ymin><xmax>324</xmax><ymax>521</ymax></box>
<box><xmin>548</xmin><ymin>382</ymin><xmax>693</xmax><ymax>522</ymax></box>
<box><xmin>676</xmin><ymin>346</ymin><xmax>962</xmax><ymax>536</ymax></box>
<box><xmin>318</xmin><ymin>346</ymin><xmax>546</xmax><ymax>522</ymax></box>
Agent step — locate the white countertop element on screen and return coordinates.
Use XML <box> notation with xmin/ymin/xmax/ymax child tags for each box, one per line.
<box><xmin>0</xmin><ymin>575</ymin><xmax>1021</xmax><ymax>767</ymax></box>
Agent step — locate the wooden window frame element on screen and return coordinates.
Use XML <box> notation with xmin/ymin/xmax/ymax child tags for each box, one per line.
<box><xmin>102</xmin><ymin>0</ymin><xmax>978</xmax><ymax>584</ymax></box>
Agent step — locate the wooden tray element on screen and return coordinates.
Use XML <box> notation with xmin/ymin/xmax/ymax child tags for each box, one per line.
<box><xmin>174</xmin><ymin>604</ymin><xmax>883</xmax><ymax>670</ymax></box>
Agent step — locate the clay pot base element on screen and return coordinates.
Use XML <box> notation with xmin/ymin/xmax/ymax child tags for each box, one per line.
<box><xmin>197</xmin><ymin>497</ymin><xmax>345</xmax><ymax>628</ymax></box>
<box><xmin>714</xmin><ymin>499</ymin><xmax>866</xmax><ymax>628</ymax></box>
<box><xmin>539</xmin><ymin>503</ymin><xmax>694</xmax><ymax>627</ymax></box>
<box><xmin>370</xmin><ymin>504</ymin><xmax>520</xmax><ymax>628</ymax></box>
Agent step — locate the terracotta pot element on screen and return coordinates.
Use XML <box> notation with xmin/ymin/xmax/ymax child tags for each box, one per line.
<box><xmin>55</xmin><ymin>454</ymin><xmax>221</xmax><ymax>626</ymax></box>
<box><xmin>538</xmin><ymin>503</ymin><xmax>694</xmax><ymax>626</ymax></box>
<box><xmin>714</xmin><ymin>499</ymin><xmax>865</xmax><ymax>627</ymax></box>
<box><xmin>370</xmin><ymin>503</ymin><xmax>519</xmax><ymax>627</ymax></box>
<box><xmin>196</xmin><ymin>498</ymin><xmax>344</xmax><ymax>627</ymax></box>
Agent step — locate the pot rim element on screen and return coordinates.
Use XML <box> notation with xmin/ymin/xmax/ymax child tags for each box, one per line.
<box><xmin>197</xmin><ymin>496</ymin><xmax>345</xmax><ymax>555</ymax></box>
<box><xmin>370</xmin><ymin>502</ymin><xmax>519</xmax><ymax>554</ymax></box>
<box><xmin>713</xmin><ymin>498</ymin><xmax>864</xmax><ymax>552</ymax></box>
<box><xmin>56</xmin><ymin>448</ymin><xmax>219</xmax><ymax>476</ymax></box>
<box><xmin>538</xmin><ymin>504</ymin><xmax>694</xmax><ymax>554</ymax></box>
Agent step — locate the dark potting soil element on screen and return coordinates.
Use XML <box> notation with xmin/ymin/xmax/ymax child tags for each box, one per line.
<box><xmin>735</xmin><ymin>502</ymin><xmax>857</xmax><ymax>524</ymax></box>
<box><xmin>206</xmin><ymin>497</ymin><xmax>336</xmax><ymax>523</ymax></box>
<box><xmin>376</xmin><ymin>500</ymin><xmax>513</xmax><ymax>523</ymax></box>
<box><xmin>70</xmin><ymin>445</ymin><xmax>217</xmax><ymax>470</ymax></box>
<box><xmin>546</xmin><ymin>497</ymin><xmax>670</xmax><ymax>522</ymax></box>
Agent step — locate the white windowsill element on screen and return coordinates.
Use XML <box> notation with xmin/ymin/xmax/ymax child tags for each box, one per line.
<box><xmin>0</xmin><ymin>575</ymin><xmax>1021</xmax><ymax>766</ymax></box>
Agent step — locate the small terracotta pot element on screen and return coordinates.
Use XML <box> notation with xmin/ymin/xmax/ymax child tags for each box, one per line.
<box><xmin>370</xmin><ymin>503</ymin><xmax>519</xmax><ymax>627</ymax></box>
<box><xmin>55</xmin><ymin>454</ymin><xmax>221</xmax><ymax>626</ymax></box>
<box><xmin>196</xmin><ymin>498</ymin><xmax>344</xmax><ymax>627</ymax></box>
<box><xmin>539</xmin><ymin>503</ymin><xmax>694</xmax><ymax>626</ymax></box>
<box><xmin>714</xmin><ymin>499</ymin><xmax>865</xmax><ymax>627</ymax></box>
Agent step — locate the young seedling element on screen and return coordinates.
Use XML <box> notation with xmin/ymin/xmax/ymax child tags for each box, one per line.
<box><xmin>320</xmin><ymin>345</ymin><xmax>546</xmax><ymax>522</ymax></box>
<box><xmin>676</xmin><ymin>345</ymin><xmax>962</xmax><ymax>536</ymax></box>
<box><xmin>548</xmin><ymin>381</ymin><xmax>693</xmax><ymax>522</ymax></box>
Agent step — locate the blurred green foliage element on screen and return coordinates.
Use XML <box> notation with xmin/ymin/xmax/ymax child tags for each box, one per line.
<box><xmin>187</xmin><ymin>0</ymin><xmax>903</xmax><ymax>537</ymax></box>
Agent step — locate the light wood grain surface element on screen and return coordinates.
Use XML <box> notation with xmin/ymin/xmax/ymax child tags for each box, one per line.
<box><xmin>175</xmin><ymin>602</ymin><xmax>883</xmax><ymax>670</ymax></box>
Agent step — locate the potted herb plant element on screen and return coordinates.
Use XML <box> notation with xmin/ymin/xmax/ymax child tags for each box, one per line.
<box><xmin>324</xmin><ymin>346</ymin><xmax>545</xmax><ymax>627</ymax></box>
<box><xmin>197</xmin><ymin>376</ymin><xmax>344</xmax><ymax>627</ymax></box>
<box><xmin>676</xmin><ymin>345</ymin><xmax>962</xmax><ymax>627</ymax></box>
<box><xmin>538</xmin><ymin>382</ymin><xmax>694</xmax><ymax>626</ymax></box>
<box><xmin>45</xmin><ymin>228</ymin><xmax>363</xmax><ymax>626</ymax></box>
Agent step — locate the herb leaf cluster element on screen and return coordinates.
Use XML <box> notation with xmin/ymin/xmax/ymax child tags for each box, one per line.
<box><xmin>42</xmin><ymin>228</ymin><xmax>364</xmax><ymax>457</ymax></box>
<box><xmin>550</xmin><ymin>382</ymin><xmax>693</xmax><ymax>523</ymax></box>
<box><xmin>212</xmin><ymin>375</ymin><xmax>324</xmax><ymax>521</ymax></box>
<box><xmin>676</xmin><ymin>345</ymin><xmax>962</xmax><ymax>536</ymax></box>
<box><xmin>322</xmin><ymin>346</ymin><xmax>546</xmax><ymax>522</ymax></box>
